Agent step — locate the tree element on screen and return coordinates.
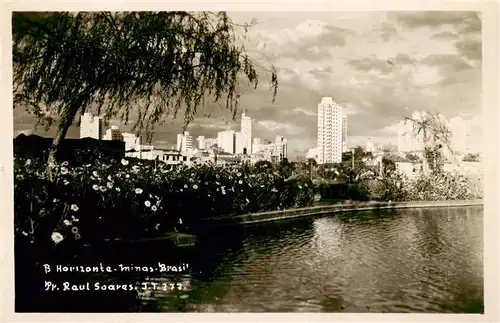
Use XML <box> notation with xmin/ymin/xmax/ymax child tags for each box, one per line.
<box><xmin>278</xmin><ymin>158</ymin><xmax>294</xmax><ymax>178</ymax></box>
<box><xmin>13</xmin><ymin>12</ymin><xmax>278</xmax><ymax>168</ymax></box>
<box><xmin>381</xmin><ymin>156</ymin><xmax>396</xmax><ymax>176</ymax></box>
<box><xmin>404</xmin><ymin>111</ymin><xmax>458</xmax><ymax>175</ymax></box>
<box><xmin>462</xmin><ymin>153</ymin><xmax>479</xmax><ymax>162</ymax></box>
<box><xmin>254</xmin><ymin>160</ymin><xmax>273</xmax><ymax>172</ymax></box>
<box><xmin>405</xmin><ymin>153</ymin><xmax>420</xmax><ymax>163</ymax></box>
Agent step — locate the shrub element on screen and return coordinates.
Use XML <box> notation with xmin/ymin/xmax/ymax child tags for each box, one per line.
<box><xmin>14</xmin><ymin>156</ymin><xmax>315</xmax><ymax>251</ymax></box>
<box><xmin>316</xmin><ymin>182</ymin><xmax>370</xmax><ymax>201</ymax></box>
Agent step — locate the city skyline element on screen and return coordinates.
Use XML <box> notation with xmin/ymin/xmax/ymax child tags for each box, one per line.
<box><xmin>13</xmin><ymin>11</ymin><xmax>482</xmax><ymax>158</ymax></box>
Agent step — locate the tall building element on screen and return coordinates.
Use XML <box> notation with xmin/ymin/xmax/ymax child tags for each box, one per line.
<box><xmin>235</xmin><ymin>131</ymin><xmax>243</xmax><ymax>154</ymax></box>
<box><xmin>197</xmin><ymin>135</ymin><xmax>206</xmax><ymax>150</ymax></box>
<box><xmin>317</xmin><ymin>97</ymin><xmax>344</xmax><ymax>164</ymax></box>
<box><xmin>80</xmin><ymin>112</ymin><xmax>104</xmax><ymax>140</ymax></box>
<box><xmin>217</xmin><ymin>130</ymin><xmax>236</xmax><ymax>154</ymax></box>
<box><xmin>176</xmin><ymin>131</ymin><xmax>193</xmax><ymax>152</ymax></box>
<box><xmin>342</xmin><ymin>115</ymin><xmax>348</xmax><ymax>153</ymax></box>
<box><xmin>241</xmin><ymin>109</ymin><xmax>252</xmax><ymax>155</ymax></box>
<box><xmin>103</xmin><ymin>125</ymin><xmax>123</xmax><ymax>141</ymax></box>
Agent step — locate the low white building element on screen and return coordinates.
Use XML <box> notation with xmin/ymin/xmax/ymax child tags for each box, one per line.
<box><xmin>122</xmin><ymin>132</ymin><xmax>141</xmax><ymax>151</ymax></box>
<box><xmin>253</xmin><ymin>135</ymin><xmax>288</xmax><ymax>162</ymax></box>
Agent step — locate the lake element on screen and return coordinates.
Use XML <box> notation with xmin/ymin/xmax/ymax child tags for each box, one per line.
<box><xmin>132</xmin><ymin>206</ymin><xmax>484</xmax><ymax>313</ymax></box>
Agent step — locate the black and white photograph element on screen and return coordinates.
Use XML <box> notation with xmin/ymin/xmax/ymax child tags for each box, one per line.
<box><xmin>3</xmin><ymin>2</ymin><xmax>498</xmax><ymax>319</ymax></box>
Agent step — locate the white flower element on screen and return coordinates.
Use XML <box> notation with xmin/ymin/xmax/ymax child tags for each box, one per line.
<box><xmin>63</xmin><ymin>220</ymin><xmax>72</xmax><ymax>226</ymax></box>
<box><xmin>237</xmin><ymin>172</ymin><xmax>242</xmax><ymax>177</ymax></box>
<box><xmin>99</xmin><ymin>186</ymin><xmax>107</xmax><ymax>192</ymax></box>
<box><xmin>144</xmin><ymin>200</ymin><xmax>151</xmax><ymax>207</ymax></box>
<box><xmin>63</xmin><ymin>180</ymin><xmax>70</xmax><ymax>185</ymax></box>
<box><xmin>271</xmin><ymin>188</ymin><xmax>278</xmax><ymax>193</ymax></box>
<box><xmin>92</xmin><ymin>184</ymin><xmax>99</xmax><ymax>191</ymax></box>
<box><xmin>115</xmin><ymin>187</ymin><xmax>121</xmax><ymax>192</ymax></box>
<box><xmin>126</xmin><ymin>174</ymin><xmax>130</xmax><ymax>178</ymax></box>
<box><xmin>193</xmin><ymin>184</ymin><xmax>198</xmax><ymax>189</ymax></box>
<box><xmin>135</xmin><ymin>188</ymin><xmax>143</xmax><ymax>194</ymax></box>
<box><xmin>238</xmin><ymin>180</ymin><xmax>243</xmax><ymax>185</ymax></box>
<box><xmin>71</xmin><ymin>216</ymin><xmax>79</xmax><ymax>222</ymax></box>
<box><xmin>60</xmin><ymin>167</ymin><xmax>69</xmax><ymax>175</ymax></box>
<box><xmin>178</xmin><ymin>218</ymin><xmax>183</xmax><ymax>225</ymax></box>
<box><xmin>121</xmin><ymin>159</ymin><xmax>129</xmax><ymax>166</ymax></box>
<box><xmin>222</xmin><ymin>190</ymin><xmax>226</xmax><ymax>195</ymax></box>
<box><xmin>184</xmin><ymin>184</ymin><xmax>188</xmax><ymax>188</ymax></box>
<box><xmin>92</xmin><ymin>171</ymin><xmax>99</xmax><ymax>177</ymax></box>
<box><xmin>25</xmin><ymin>159</ymin><xmax>32</xmax><ymax>166</ymax></box>
<box><xmin>70</xmin><ymin>204</ymin><xmax>79</xmax><ymax>212</ymax></box>
<box><xmin>151</xmin><ymin>205</ymin><xmax>157</xmax><ymax>212</ymax></box>
<box><xmin>51</xmin><ymin>232</ymin><xmax>64</xmax><ymax>244</ymax></box>
<box><xmin>107</xmin><ymin>182</ymin><xmax>113</xmax><ymax>189</ymax></box>
<box><xmin>245</xmin><ymin>198</ymin><xmax>250</xmax><ymax>203</ymax></box>
<box><xmin>61</xmin><ymin>161</ymin><xmax>69</xmax><ymax>167</ymax></box>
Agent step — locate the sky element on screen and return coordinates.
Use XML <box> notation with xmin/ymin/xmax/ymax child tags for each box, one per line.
<box><xmin>13</xmin><ymin>11</ymin><xmax>483</xmax><ymax>158</ymax></box>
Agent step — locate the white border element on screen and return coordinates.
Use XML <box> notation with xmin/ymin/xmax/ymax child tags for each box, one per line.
<box><xmin>1</xmin><ymin>1</ymin><xmax>498</xmax><ymax>322</ymax></box>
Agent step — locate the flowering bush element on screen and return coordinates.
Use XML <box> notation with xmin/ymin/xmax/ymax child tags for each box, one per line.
<box><xmin>358</xmin><ymin>168</ymin><xmax>481</xmax><ymax>202</ymax></box>
<box><xmin>400</xmin><ymin>170</ymin><xmax>481</xmax><ymax>201</ymax></box>
<box><xmin>14</xmin><ymin>156</ymin><xmax>315</xmax><ymax>248</ymax></box>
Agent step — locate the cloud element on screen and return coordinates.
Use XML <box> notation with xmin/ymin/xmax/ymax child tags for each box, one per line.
<box><xmin>292</xmin><ymin>107</ymin><xmax>317</xmax><ymax>117</ymax></box>
<box><xmin>347</xmin><ymin>56</ymin><xmax>394</xmax><ymax>75</ymax></box>
<box><xmin>392</xmin><ymin>11</ymin><xmax>479</xmax><ymax>30</ymax></box>
<box><xmin>419</xmin><ymin>54</ymin><xmax>473</xmax><ymax>74</ymax></box>
<box><xmin>431</xmin><ymin>31</ymin><xmax>458</xmax><ymax>40</ymax></box>
<box><xmin>455</xmin><ymin>38</ymin><xmax>482</xmax><ymax>61</ymax></box>
<box><xmin>13</xmin><ymin>11</ymin><xmax>482</xmax><ymax>158</ymax></box>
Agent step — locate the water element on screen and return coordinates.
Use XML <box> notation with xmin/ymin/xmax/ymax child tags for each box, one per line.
<box><xmin>134</xmin><ymin>206</ymin><xmax>484</xmax><ymax>313</ymax></box>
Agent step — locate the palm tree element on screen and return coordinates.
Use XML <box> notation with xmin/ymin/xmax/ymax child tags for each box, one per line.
<box><xmin>405</xmin><ymin>111</ymin><xmax>459</xmax><ymax>175</ymax></box>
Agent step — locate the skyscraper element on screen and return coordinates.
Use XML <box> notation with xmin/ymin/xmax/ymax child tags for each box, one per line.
<box><xmin>103</xmin><ymin>125</ymin><xmax>123</xmax><ymax>141</ymax></box>
<box><xmin>342</xmin><ymin>115</ymin><xmax>348</xmax><ymax>153</ymax></box>
<box><xmin>217</xmin><ymin>130</ymin><xmax>236</xmax><ymax>154</ymax></box>
<box><xmin>80</xmin><ymin>112</ymin><xmax>104</xmax><ymax>140</ymax></box>
<box><xmin>317</xmin><ymin>97</ymin><xmax>344</xmax><ymax>164</ymax></box>
<box><xmin>241</xmin><ymin>109</ymin><xmax>252</xmax><ymax>155</ymax></box>
<box><xmin>176</xmin><ymin>131</ymin><xmax>193</xmax><ymax>152</ymax></box>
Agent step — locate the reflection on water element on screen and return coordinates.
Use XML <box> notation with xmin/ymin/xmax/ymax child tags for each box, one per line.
<box><xmin>133</xmin><ymin>206</ymin><xmax>483</xmax><ymax>313</ymax></box>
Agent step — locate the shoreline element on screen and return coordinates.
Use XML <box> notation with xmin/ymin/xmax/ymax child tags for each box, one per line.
<box><xmin>96</xmin><ymin>199</ymin><xmax>483</xmax><ymax>246</ymax></box>
<box><xmin>203</xmin><ymin>199</ymin><xmax>484</xmax><ymax>226</ymax></box>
